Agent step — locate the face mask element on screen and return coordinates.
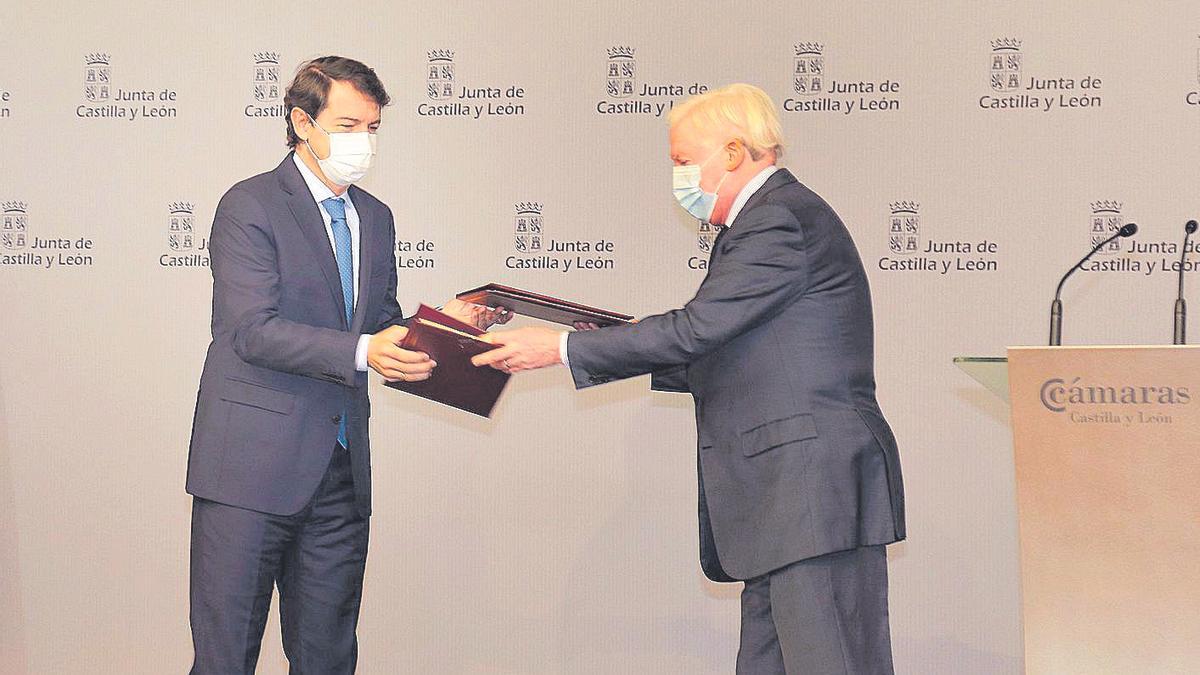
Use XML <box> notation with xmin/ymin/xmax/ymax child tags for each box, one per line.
<box><xmin>299</xmin><ymin>109</ymin><xmax>376</xmax><ymax>186</ymax></box>
<box><xmin>672</xmin><ymin>147</ymin><xmax>730</xmax><ymax>222</ymax></box>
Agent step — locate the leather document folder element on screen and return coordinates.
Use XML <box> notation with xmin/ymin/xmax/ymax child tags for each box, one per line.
<box><xmin>456</xmin><ymin>283</ymin><xmax>633</xmax><ymax>327</ymax></box>
<box><xmin>383</xmin><ymin>305</ymin><xmax>509</xmax><ymax>417</ymax></box>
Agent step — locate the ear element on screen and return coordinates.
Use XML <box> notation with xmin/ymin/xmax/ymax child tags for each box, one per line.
<box><xmin>723</xmin><ymin>139</ymin><xmax>747</xmax><ymax>171</ymax></box>
<box><xmin>290</xmin><ymin>107</ymin><xmax>312</xmax><ymax>142</ymax></box>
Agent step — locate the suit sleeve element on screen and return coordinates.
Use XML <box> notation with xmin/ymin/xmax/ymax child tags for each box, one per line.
<box><xmin>650</xmin><ymin>365</ymin><xmax>689</xmax><ymax>393</ymax></box>
<box><xmin>374</xmin><ymin>205</ymin><xmax>407</xmax><ymax>330</ymax></box>
<box><xmin>210</xmin><ymin>186</ymin><xmax>360</xmax><ymax>386</ymax></box>
<box><xmin>567</xmin><ymin>204</ymin><xmax>806</xmax><ymax>389</ymax></box>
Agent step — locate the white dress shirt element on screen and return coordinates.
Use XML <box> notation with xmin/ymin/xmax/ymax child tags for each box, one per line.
<box><xmin>724</xmin><ymin>165</ymin><xmax>779</xmax><ymax>229</ymax></box>
<box><xmin>291</xmin><ymin>153</ymin><xmax>372</xmax><ymax>371</ymax></box>
<box><xmin>559</xmin><ymin>165</ymin><xmax>781</xmax><ymax>367</ymax></box>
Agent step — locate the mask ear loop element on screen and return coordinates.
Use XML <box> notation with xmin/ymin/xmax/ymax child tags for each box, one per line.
<box><xmin>701</xmin><ymin>142</ymin><xmax>736</xmax><ymax>198</ymax></box>
<box><xmin>294</xmin><ymin>107</ymin><xmax>329</xmax><ymax>160</ymax></box>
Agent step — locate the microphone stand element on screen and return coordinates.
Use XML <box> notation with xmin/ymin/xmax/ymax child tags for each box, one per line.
<box><xmin>1174</xmin><ymin>221</ymin><xmax>1198</xmax><ymax>344</ymax></box>
<box><xmin>1050</xmin><ymin>224</ymin><xmax>1136</xmax><ymax>346</ymax></box>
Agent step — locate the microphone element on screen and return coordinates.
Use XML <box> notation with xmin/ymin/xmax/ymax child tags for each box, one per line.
<box><xmin>1049</xmin><ymin>222</ymin><xmax>1138</xmax><ymax>346</ymax></box>
<box><xmin>1174</xmin><ymin>219</ymin><xmax>1198</xmax><ymax>344</ymax></box>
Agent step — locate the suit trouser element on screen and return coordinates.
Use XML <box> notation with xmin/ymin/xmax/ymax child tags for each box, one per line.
<box><xmin>189</xmin><ymin>446</ymin><xmax>369</xmax><ymax>675</ymax></box>
<box><xmin>736</xmin><ymin>545</ymin><xmax>894</xmax><ymax>675</ymax></box>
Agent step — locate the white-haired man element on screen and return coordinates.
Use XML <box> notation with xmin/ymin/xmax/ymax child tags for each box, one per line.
<box><xmin>475</xmin><ymin>83</ymin><xmax>905</xmax><ymax>674</ymax></box>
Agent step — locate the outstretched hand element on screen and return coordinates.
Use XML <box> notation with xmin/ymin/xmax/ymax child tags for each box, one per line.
<box><xmin>471</xmin><ymin>327</ymin><xmax>565</xmax><ymax>373</ymax></box>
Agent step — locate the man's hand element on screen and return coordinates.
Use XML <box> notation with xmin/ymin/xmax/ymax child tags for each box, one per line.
<box><xmin>471</xmin><ymin>327</ymin><xmax>565</xmax><ymax>373</ymax></box>
<box><xmin>367</xmin><ymin>326</ymin><xmax>436</xmax><ymax>382</ymax></box>
<box><xmin>441</xmin><ymin>298</ymin><xmax>514</xmax><ymax>331</ymax></box>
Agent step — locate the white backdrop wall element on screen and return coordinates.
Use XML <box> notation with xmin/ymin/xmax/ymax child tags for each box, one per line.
<box><xmin>4</xmin><ymin>1</ymin><xmax>1200</xmax><ymax>673</ymax></box>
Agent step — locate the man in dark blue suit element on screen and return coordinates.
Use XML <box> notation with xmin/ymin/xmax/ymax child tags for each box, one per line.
<box><xmin>475</xmin><ymin>84</ymin><xmax>904</xmax><ymax>674</ymax></box>
<box><xmin>186</xmin><ymin>56</ymin><xmax>504</xmax><ymax>674</ymax></box>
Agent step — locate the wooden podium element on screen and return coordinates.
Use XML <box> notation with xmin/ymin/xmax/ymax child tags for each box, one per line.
<box><xmin>957</xmin><ymin>346</ymin><xmax>1200</xmax><ymax>674</ymax></box>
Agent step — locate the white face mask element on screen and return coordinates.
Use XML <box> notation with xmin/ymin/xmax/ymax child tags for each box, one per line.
<box><xmin>299</xmin><ymin>109</ymin><xmax>376</xmax><ymax>186</ymax></box>
<box><xmin>672</xmin><ymin>147</ymin><xmax>729</xmax><ymax>223</ymax></box>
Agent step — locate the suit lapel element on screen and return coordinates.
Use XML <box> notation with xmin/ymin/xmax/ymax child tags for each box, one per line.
<box><xmin>706</xmin><ymin>168</ymin><xmax>797</xmax><ymax>269</ymax></box>
<box><xmin>277</xmin><ymin>154</ymin><xmax>350</xmax><ymax>329</ymax></box>
<box><xmin>347</xmin><ymin>185</ymin><xmax>373</xmax><ymax>334</ymax></box>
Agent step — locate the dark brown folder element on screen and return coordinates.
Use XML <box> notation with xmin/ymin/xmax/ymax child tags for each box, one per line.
<box><xmin>383</xmin><ymin>305</ymin><xmax>509</xmax><ymax>417</ymax></box>
<box><xmin>456</xmin><ymin>283</ymin><xmax>634</xmax><ymax>327</ymax></box>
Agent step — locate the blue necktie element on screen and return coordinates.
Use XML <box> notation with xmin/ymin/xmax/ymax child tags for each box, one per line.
<box><xmin>322</xmin><ymin>197</ymin><xmax>353</xmax><ymax>448</ymax></box>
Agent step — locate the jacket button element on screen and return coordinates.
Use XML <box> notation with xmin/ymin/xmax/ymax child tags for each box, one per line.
<box><xmin>332</xmin><ymin>415</ymin><xmax>342</xmax><ymax>424</ymax></box>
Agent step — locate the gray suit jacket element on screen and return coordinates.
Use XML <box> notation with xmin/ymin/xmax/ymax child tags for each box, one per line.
<box><xmin>567</xmin><ymin>169</ymin><xmax>905</xmax><ymax>581</ymax></box>
<box><xmin>186</xmin><ymin>154</ymin><xmax>404</xmax><ymax>517</ymax></box>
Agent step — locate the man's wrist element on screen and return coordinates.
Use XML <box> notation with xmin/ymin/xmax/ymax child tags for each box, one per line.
<box><xmin>355</xmin><ymin>334</ymin><xmax>371</xmax><ymax>372</ymax></box>
<box><xmin>559</xmin><ymin>331</ymin><xmax>570</xmax><ymax>368</ymax></box>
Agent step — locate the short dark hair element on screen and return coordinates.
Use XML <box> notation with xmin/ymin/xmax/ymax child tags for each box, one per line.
<box><xmin>283</xmin><ymin>56</ymin><xmax>391</xmax><ymax>148</ymax></box>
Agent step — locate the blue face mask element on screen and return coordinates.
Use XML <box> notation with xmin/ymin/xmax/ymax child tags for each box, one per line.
<box><xmin>672</xmin><ymin>147</ymin><xmax>729</xmax><ymax>223</ymax></box>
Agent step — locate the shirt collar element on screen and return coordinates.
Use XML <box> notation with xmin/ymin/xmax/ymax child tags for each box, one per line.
<box><xmin>725</xmin><ymin>165</ymin><xmax>779</xmax><ymax>228</ymax></box>
<box><xmin>291</xmin><ymin>151</ymin><xmax>340</xmax><ymax>205</ymax></box>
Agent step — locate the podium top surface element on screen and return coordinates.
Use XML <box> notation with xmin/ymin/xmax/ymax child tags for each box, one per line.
<box><xmin>953</xmin><ymin>356</ymin><xmax>1009</xmax><ymax>402</ymax></box>
<box><xmin>1006</xmin><ymin>344</ymin><xmax>1200</xmax><ymax>352</ymax></box>
<box><xmin>955</xmin><ymin>346</ymin><xmax>1200</xmax><ymax>403</ymax></box>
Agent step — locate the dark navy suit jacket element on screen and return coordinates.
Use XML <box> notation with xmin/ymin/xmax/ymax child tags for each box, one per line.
<box><xmin>186</xmin><ymin>154</ymin><xmax>404</xmax><ymax>517</ymax></box>
<box><xmin>566</xmin><ymin>169</ymin><xmax>905</xmax><ymax>581</ymax></box>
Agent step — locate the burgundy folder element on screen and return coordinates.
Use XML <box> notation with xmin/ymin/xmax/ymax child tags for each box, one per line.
<box><xmin>383</xmin><ymin>305</ymin><xmax>509</xmax><ymax>417</ymax></box>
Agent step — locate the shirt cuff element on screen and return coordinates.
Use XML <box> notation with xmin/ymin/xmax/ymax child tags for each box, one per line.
<box><xmin>355</xmin><ymin>334</ymin><xmax>371</xmax><ymax>372</ymax></box>
<box><xmin>559</xmin><ymin>331</ymin><xmax>570</xmax><ymax>368</ymax></box>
